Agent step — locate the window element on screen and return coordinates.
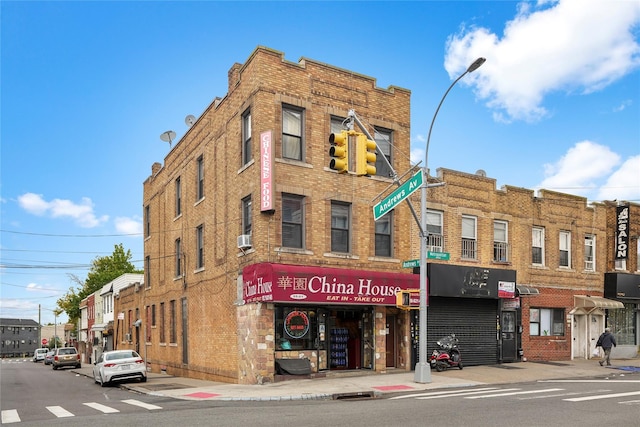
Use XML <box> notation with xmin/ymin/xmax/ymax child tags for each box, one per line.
<box><xmin>282</xmin><ymin>106</ymin><xmax>303</xmax><ymax>161</ymax></box>
<box><xmin>609</xmin><ymin>303</ymin><xmax>636</xmax><ymax>345</ymax></box>
<box><xmin>375</xmin><ymin>211</ymin><xmax>392</xmax><ymax>257</ymax></box>
<box><xmin>151</xmin><ymin>304</ymin><xmax>156</xmax><ymax>327</ymax></box>
<box><xmin>461</xmin><ymin>215</ymin><xmax>477</xmax><ymax>259</ymax></box>
<box><xmin>144</xmin><ymin>205</ymin><xmax>150</xmax><ymax>238</ymax></box>
<box><xmin>532</xmin><ymin>227</ymin><xmax>545</xmax><ymax>265</ymax></box>
<box><xmin>275</xmin><ymin>307</ymin><xmax>319</xmax><ymax>350</ymax></box>
<box><xmin>175</xmin><ymin>238</ymin><xmax>182</xmax><ymax>277</ymax></box>
<box><xmin>242</xmin><ymin>196</ymin><xmax>252</xmax><ymax>236</ymax></box>
<box><xmin>493</xmin><ymin>220</ymin><xmax>509</xmax><ymax>262</ymax></box>
<box><xmin>175</xmin><ymin>177</ymin><xmax>181</xmax><ymax>217</ymax></box>
<box><xmin>145</xmin><ymin>256</ymin><xmax>150</xmax><ymax>288</ymax></box>
<box><xmin>529</xmin><ymin>308</ymin><xmax>564</xmax><ymax>336</ymax></box>
<box><xmin>426</xmin><ymin>210</ymin><xmax>443</xmax><ymax>251</ymax></box>
<box><xmin>584</xmin><ymin>235</ymin><xmax>595</xmax><ymax>271</ymax></box>
<box><xmin>559</xmin><ymin>231</ymin><xmax>571</xmax><ymax>268</ymax></box>
<box><xmin>159</xmin><ymin>302</ymin><xmax>165</xmax><ymax>343</ymax></box>
<box><xmin>170</xmin><ymin>300</ymin><xmax>176</xmax><ymax>344</ymax></box>
<box><xmin>196</xmin><ymin>155</ymin><xmax>204</xmax><ymax>200</ymax></box>
<box><xmin>330</xmin><ymin>116</ymin><xmax>345</xmax><ymax>134</ymax></box>
<box><xmin>242</xmin><ymin>109</ymin><xmax>252</xmax><ymax>165</ymax></box>
<box><xmin>374</xmin><ymin>127</ymin><xmax>393</xmax><ymax>178</ymax></box>
<box><xmin>331</xmin><ymin>202</ymin><xmax>350</xmax><ymax>253</ymax></box>
<box><xmin>196</xmin><ymin>224</ymin><xmax>204</xmax><ymax>269</ymax></box>
<box><xmin>145</xmin><ymin>306</ymin><xmax>151</xmax><ymax>342</ymax></box>
<box><xmin>282</xmin><ymin>194</ymin><xmax>304</xmax><ymax>248</ymax></box>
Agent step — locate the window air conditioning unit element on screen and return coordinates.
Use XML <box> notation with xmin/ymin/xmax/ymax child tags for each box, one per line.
<box><xmin>237</xmin><ymin>234</ymin><xmax>252</xmax><ymax>249</ymax></box>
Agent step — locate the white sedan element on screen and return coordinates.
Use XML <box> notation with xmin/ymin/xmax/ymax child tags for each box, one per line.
<box><xmin>93</xmin><ymin>350</ymin><xmax>147</xmax><ymax>387</ymax></box>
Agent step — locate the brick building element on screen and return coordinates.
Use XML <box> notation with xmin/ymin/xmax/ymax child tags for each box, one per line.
<box><xmin>118</xmin><ymin>46</ymin><xmax>422</xmax><ymax>384</ymax></box>
<box><xmin>406</xmin><ymin>168</ymin><xmax>639</xmax><ymax>363</ymax></box>
<box><xmin>115</xmin><ymin>46</ymin><xmax>639</xmax><ymax>384</ymax></box>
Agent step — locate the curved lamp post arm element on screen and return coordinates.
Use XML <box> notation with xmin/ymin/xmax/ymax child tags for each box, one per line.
<box><xmin>415</xmin><ymin>57</ymin><xmax>485</xmax><ymax>384</ymax></box>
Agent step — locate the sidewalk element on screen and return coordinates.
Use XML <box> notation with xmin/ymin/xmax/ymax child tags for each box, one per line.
<box><xmin>71</xmin><ymin>358</ymin><xmax>640</xmax><ymax>401</ymax></box>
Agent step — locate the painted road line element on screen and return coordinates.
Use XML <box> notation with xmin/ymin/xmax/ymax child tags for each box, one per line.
<box><xmin>83</xmin><ymin>402</ymin><xmax>120</xmax><ymax>413</ymax></box>
<box><xmin>466</xmin><ymin>388</ymin><xmax>564</xmax><ymax>399</ymax></box>
<box><xmin>415</xmin><ymin>388</ymin><xmax>522</xmax><ymax>400</ymax></box>
<box><xmin>46</xmin><ymin>406</ymin><xmax>74</xmax><ymax>418</ymax></box>
<box><xmin>389</xmin><ymin>387</ymin><xmax>500</xmax><ymax>400</ymax></box>
<box><xmin>122</xmin><ymin>399</ymin><xmax>162</xmax><ymax>410</ymax></box>
<box><xmin>1</xmin><ymin>409</ymin><xmax>20</xmax><ymax>424</ymax></box>
<box><xmin>564</xmin><ymin>391</ymin><xmax>640</xmax><ymax>402</ymax></box>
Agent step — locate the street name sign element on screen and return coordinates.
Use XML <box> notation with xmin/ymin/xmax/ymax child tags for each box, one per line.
<box><xmin>402</xmin><ymin>259</ymin><xmax>420</xmax><ymax>268</ymax></box>
<box><xmin>427</xmin><ymin>251</ymin><xmax>450</xmax><ymax>260</ymax></box>
<box><xmin>373</xmin><ymin>170</ymin><xmax>423</xmax><ymax>221</ymax></box>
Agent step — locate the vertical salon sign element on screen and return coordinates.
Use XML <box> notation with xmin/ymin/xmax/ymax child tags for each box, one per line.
<box><xmin>260</xmin><ymin>130</ymin><xmax>274</xmax><ymax>211</ymax></box>
<box><xmin>615</xmin><ymin>204</ymin><xmax>629</xmax><ymax>260</ymax></box>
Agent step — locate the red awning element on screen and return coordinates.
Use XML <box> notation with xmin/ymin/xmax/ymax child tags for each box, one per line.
<box><xmin>242</xmin><ymin>263</ymin><xmax>420</xmax><ymax>306</ymax></box>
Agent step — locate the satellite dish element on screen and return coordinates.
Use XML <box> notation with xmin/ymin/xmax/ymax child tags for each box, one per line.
<box><xmin>160</xmin><ymin>130</ymin><xmax>176</xmax><ymax>148</ymax></box>
<box><xmin>185</xmin><ymin>115</ymin><xmax>196</xmax><ymax>127</ymax></box>
<box><xmin>476</xmin><ymin>169</ymin><xmax>487</xmax><ymax>177</ymax></box>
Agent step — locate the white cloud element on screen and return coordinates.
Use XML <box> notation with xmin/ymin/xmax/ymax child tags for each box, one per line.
<box><xmin>597</xmin><ymin>155</ymin><xmax>640</xmax><ymax>201</ymax></box>
<box><xmin>114</xmin><ymin>216</ymin><xmax>143</xmax><ymax>235</ymax></box>
<box><xmin>445</xmin><ymin>0</ymin><xmax>640</xmax><ymax>122</ymax></box>
<box><xmin>535</xmin><ymin>141</ymin><xmax>638</xmax><ymax>200</ymax></box>
<box><xmin>17</xmin><ymin>193</ymin><xmax>109</xmax><ymax>228</ymax></box>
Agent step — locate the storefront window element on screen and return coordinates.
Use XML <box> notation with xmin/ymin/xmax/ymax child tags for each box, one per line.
<box><xmin>275</xmin><ymin>307</ymin><xmax>318</xmax><ymax>350</ymax></box>
<box><xmin>608</xmin><ymin>304</ymin><xmax>637</xmax><ymax>345</ymax></box>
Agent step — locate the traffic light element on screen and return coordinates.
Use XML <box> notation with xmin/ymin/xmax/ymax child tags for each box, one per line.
<box><xmin>395</xmin><ymin>289</ymin><xmax>420</xmax><ymax>310</ymax></box>
<box><xmin>355</xmin><ymin>133</ymin><xmax>377</xmax><ymax>176</ymax></box>
<box><xmin>329</xmin><ymin>130</ymin><xmax>349</xmax><ymax>173</ymax></box>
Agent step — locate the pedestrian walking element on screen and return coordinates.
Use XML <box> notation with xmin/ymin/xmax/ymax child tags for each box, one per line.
<box><xmin>596</xmin><ymin>327</ymin><xmax>616</xmax><ymax>366</ymax></box>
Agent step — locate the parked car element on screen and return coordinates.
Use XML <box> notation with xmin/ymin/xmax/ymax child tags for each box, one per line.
<box><xmin>52</xmin><ymin>347</ymin><xmax>81</xmax><ymax>370</ymax></box>
<box><xmin>93</xmin><ymin>349</ymin><xmax>147</xmax><ymax>387</ymax></box>
<box><xmin>44</xmin><ymin>350</ymin><xmax>55</xmax><ymax>365</ymax></box>
<box><xmin>32</xmin><ymin>348</ymin><xmax>48</xmax><ymax>363</ymax></box>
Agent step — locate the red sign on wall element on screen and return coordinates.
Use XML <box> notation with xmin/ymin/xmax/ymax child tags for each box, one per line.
<box><xmin>242</xmin><ymin>263</ymin><xmax>419</xmax><ymax>306</ymax></box>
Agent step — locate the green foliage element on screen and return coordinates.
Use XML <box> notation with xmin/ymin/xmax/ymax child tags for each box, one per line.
<box><xmin>56</xmin><ymin>243</ymin><xmax>141</xmax><ymax>324</ymax></box>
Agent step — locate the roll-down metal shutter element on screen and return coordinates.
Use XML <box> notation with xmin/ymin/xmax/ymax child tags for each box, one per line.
<box><xmin>426</xmin><ymin>297</ymin><xmax>498</xmax><ymax>366</ymax></box>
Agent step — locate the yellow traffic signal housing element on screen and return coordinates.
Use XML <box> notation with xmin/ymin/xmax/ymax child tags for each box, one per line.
<box><xmin>355</xmin><ymin>133</ymin><xmax>377</xmax><ymax>176</ymax></box>
<box><xmin>329</xmin><ymin>130</ymin><xmax>349</xmax><ymax>173</ymax></box>
<box><xmin>395</xmin><ymin>289</ymin><xmax>420</xmax><ymax>310</ymax></box>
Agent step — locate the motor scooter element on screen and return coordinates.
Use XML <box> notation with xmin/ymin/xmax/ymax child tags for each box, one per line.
<box><xmin>430</xmin><ymin>334</ymin><xmax>463</xmax><ymax>372</ymax></box>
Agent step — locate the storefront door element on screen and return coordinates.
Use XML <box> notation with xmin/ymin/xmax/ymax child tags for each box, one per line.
<box><xmin>500</xmin><ymin>311</ymin><xmax>517</xmax><ymax>362</ymax></box>
<box><xmin>386</xmin><ymin>315</ymin><xmax>396</xmax><ymax>368</ymax></box>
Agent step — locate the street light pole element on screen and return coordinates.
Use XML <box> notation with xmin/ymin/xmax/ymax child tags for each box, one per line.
<box><xmin>415</xmin><ymin>57</ymin><xmax>486</xmax><ymax>383</ymax></box>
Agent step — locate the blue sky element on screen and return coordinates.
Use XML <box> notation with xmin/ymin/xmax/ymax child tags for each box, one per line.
<box><xmin>2</xmin><ymin>0</ymin><xmax>639</xmax><ymax>325</ymax></box>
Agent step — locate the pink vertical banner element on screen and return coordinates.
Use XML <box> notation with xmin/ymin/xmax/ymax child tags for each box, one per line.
<box><xmin>260</xmin><ymin>130</ymin><xmax>274</xmax><ymax>211</ymax></box>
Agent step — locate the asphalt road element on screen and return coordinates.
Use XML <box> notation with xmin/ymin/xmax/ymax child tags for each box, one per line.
<box><xmin>2</xmin><ymin>358</ymin><xmax>639</xmax><ymax>426</ymax></box>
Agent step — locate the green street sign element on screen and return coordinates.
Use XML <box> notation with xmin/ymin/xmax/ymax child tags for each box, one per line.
<box><xmin>373</xmin><ymin>170</ymin><xmax>423</xmax><ymax>221</ymax></box>
<box><xmin>428</xmin><ymin>251</ymin><xmax>450</xmax><ymax>260</ymax></box>
<box><xmin>402</xmin><ymin>259</ymin><xmax>420</xmax><ymax>268</ymax></box>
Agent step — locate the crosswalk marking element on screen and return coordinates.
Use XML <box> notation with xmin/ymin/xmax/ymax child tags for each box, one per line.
<box><xmin>121</xmin><ymin>399</ymin><xmax>162</xmax><ymax>410</ymax></box>
<box><xmin>465</xmin><ymin>388</ymin><xmax>565</xmax><ymax>399</ymax></box>
<box><xmin>83</xmin><ymin>402</ymin><xmax>120</xmax><ymax>413</ymax></box>
<box><xmin>415</xmin><ymin>388</ymin><xmax>522</xmax><ymax>400</ymax></box>
<box><xmin>1</xmin><ymin>409</ymin><xmax>20</xmax><ymax>424</ymax></box>
<box><xmin>46</xmin><ymin>406</ymin><xmax>74</xmax><ymax>418</ymax></box>
<box><xmin>564</xmin><ymin>391</ymin><xmax>640</xmax><ymax>402</ymax></box>
<box><xmin>390</xmin><ymin>387</ymin><xmax>499</xmax><ymax>400</ymax></box>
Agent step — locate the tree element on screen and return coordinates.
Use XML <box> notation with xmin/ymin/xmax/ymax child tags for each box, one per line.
<box><xmin>57</xmin><ymin>243</ymin><xmax>142</xmax><ymax>324</ymax></box>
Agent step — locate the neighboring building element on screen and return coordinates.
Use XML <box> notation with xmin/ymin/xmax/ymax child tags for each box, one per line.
<box><xmin>78</xmin><ymin>298</ymin><xmax>88</xmax><ymax>363</ymax></box>
<box><xmin>1</xmin><ymin>318</ymin><xmax>40</xmax><ymax>358</ymax></box>
<box><xmin>405</xmin><ymin>168</ymin><xmax>639</xmax><ymax>363</ymax></box>
<box><xmin>604</xmin><ymin>201</ymin><xmax>640</xmax><ymax>359</ymax></box>
<box><xmin>97</xmin><ymin>273</ymin><xmax>144</xmax><ymax>352</ymax></box>
<box><xmin>118</xmin><ymin>46</ymin><xmax>418</xmax><ymax>384</ymax></box>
